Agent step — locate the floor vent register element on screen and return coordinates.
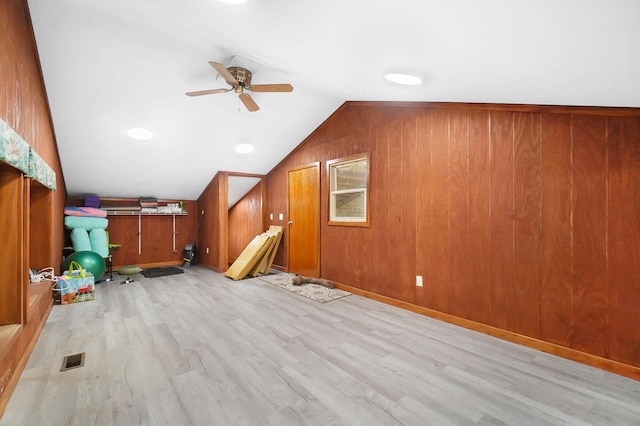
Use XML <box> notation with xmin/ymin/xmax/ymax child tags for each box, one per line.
<box><xmin>60</xmin><ymin>352</ymin><xmax>85</xmax><ymax>372</ymax></box>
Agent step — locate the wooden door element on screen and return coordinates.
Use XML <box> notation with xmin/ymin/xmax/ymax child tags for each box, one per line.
<box><xmin>288</xmin><ymin>163</ymin><xmax>320</xmax><ymax>276</ymax></box>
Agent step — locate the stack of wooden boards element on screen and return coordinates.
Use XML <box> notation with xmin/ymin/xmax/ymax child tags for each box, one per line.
<box><xmin>225</xmin><ymin>226</ymin><xmax>283</xmax><ymax>280</ymax></box>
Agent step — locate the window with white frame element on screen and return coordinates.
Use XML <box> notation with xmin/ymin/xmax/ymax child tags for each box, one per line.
<box><xmin>327</xmin><ymin>153</ymin><xmax>369</xmax><ymax>226</ymax></box>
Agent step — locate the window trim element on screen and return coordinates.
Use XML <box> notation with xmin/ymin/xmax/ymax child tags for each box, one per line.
<box><xmin>327</xmin><ymin>153</ymin><xmax>370</xmax><ymax>227</ymax></box>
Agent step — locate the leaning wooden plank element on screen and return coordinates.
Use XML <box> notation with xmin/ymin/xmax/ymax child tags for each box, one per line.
<box><xmin>251</xmin><ymin>245</ymin><xmax>273</xmax><ymax>277</ymax></box>
<box><xmin>225</xmin><ymin>234</ymin><xmax>271</xmax><ymax>280</ymax></box>
<box><xmin>260</xmin><ymin>226</ymin><xmax>284</xmax><ymax>274</ymax></box>
<box><xmin>243</xmin><ymin>234</ymin><xmax>276</xmax><ymax>278</ymax></box>
<box><xmin>248</xmin><ymin>236</ymin><xmax>271</xmax><ymax>277</ymax></box>
<box><xmin>227</xmin><ymin>234</ymin><xmax>270</xmax><ymax>280</ymax></box>
<box><xmin>235</xmin><ymin>233</ymin><xmax>277</xmax><ymax>279</ymax></box>
<box><xmin>249</xmin><ymin>227</ymin><xmax>281</xmax><ymax>277</ymax></box>
<box><xmin>251</xmin><ymin>227</ymin><xmax>283</xmax><ymax>277</ymax></box>
<box><xmin>248</xmin><ymin>234</ymin><xmax>277</xmax><ymax>277</ymax></box>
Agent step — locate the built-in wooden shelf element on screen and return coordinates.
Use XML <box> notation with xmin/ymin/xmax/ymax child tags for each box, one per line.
<box><xmin>107</xmin><ymin>211</ymin><xmax>188</xmax><ymax>253</ymax></box>
<box><xmin>0</xmin><ymin>324</ymin><xmax>20</xmax><ymax>361</ymax></box>
<box><xmin>28</xmin><ymin>281</ymin><xmax>52</xmax><ymax>312</ymax></box>
<box><xmin>106</xmin><ymin>211</ymin><xmax>188</xmax><ymax>216</ymax></box>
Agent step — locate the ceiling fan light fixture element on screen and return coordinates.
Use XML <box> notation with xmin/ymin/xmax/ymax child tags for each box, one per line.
<box><xmin>235</xmin><ymin>143</ymin><xmax>254</xmax><ymax>154</ymax></box>
<box><xmin>126</xmin><ymin>127</ymin><xmax>153</xmax><ymax>140</ymax></box>
<box><xmin>385</xmin><ymin>73</ymin><xmax>422</xmax><ymax>85</ymax></box>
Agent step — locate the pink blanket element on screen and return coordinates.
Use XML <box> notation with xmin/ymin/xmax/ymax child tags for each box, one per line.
<box><xmin>64</xmin><ymin>206</ymin><xmax>107</xmax><ymax>218</ymax></box>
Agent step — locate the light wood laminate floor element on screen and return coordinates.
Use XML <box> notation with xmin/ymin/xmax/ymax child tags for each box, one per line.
<box><xmin>2</xmin><ymin>266</ymin><xmax>639</xmax><ymax>425</ymax></box>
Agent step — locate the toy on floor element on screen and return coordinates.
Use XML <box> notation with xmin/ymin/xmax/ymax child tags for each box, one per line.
<box><xmin>120</xmin><ymin>277</ymin><xmax>135</xmax><ymax>285</ymax></box>
<box><xmin>291</xmin><ymin>275</ymin><xmax>334</xmax><ymax>289</ymax></box>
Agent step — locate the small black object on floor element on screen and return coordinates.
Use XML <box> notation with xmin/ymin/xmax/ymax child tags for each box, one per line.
<box><xmin>141</xmin><ymin>266</ymin><xmax>185</xmax><ymax>278</ymax></box>
<box><xmin>120</xmin><ymin>277</ymin><xmax>134</xmax><ymax>285</ymax></box>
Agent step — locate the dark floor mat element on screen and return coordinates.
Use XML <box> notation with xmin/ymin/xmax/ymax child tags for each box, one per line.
<box><xmin>141</xmin><ymin>266</ymin><xmax>185</xmax><ymax>278</ymax></box>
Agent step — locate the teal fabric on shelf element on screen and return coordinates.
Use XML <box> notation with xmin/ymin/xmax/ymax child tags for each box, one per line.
<box><xmin>0</xmin><ymin>117</ymin><xmax>57</xmax><ymax>190</ymax></box>
<box><xmin>0</xmin><ymin>117</ymin><xmax>30</xmax><ymax>174</ymax></box>
<box><xmin>64</xmin><ymin>215</ymin><xmax>109</xmax><ymax>230</ymax></box>
<box><xmin>27</xmin><ymin>147</ymin><xmax>57</xmax><ymax>190</ymax></box>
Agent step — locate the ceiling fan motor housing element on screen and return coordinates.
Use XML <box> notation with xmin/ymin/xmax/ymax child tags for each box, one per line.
<box><xmin>228</xmin><ymin>67</ymin><xmax>252</xmax><ymax>87</ymax></box>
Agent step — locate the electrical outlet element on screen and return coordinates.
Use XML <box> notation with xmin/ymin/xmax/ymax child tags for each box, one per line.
<box><xmin>279</xmin><ymin>213</ymin><xmax>284</xmax><ymax>220</ymax></box>
<box><xmin>416</xmin><ymin>275</ymin><xmax>423</xmax><ymax>287</ymax></box>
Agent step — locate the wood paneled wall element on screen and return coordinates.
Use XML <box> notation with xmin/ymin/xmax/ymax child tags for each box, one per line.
<box><xmin>0</xmin><ymin>164</ymin><xmax>24</xmax><ymax>326</ymax></box>
<box><xmin>198</xmin><ymin>172</ymin><xmax>267</xmax><ymax>271</ymax></box>
<box><xmin>228</xmin><ymin>181</ymin><xmax>264</xmax><ymax>261</ymax></box>
<box><xmin>264</xmin><ymin>101</ymin><xmax>640</xmax><ymax>372</ymax></box>
<box><xmin>109</xmin><ymin>204</ymin><xmax>196</xmax><ymax>269</ymax></box>
<box><xmin>65</xmin><ymin>198</ymin><xmax>199</xmax><ymax>269</ymax></box>
<box><xmin>0</xmin><ymin>0</ymin><xmax>67</xmax><ymax>416</ymax></box>
<box><xmin>198</xmin><ymin>173</ymin><xmax>228</xmax><ymax>271</ymax></box>
<box><xmin>1</xmin><ymin>0</ymin><xmax>67</xmax><ymax>269</ymax></box>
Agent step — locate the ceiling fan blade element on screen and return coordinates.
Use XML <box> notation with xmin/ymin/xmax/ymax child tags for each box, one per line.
<box><xmin>209</xmin><ymin>61</ymin><xmax>238</xmax><ymax>86</ymax></box>
<box><xmin>185</xmin><ymin>88</ymin><xmax>230</xmax><ymax>96</ymax></box>
<box><xmin>239</xmin><ymin>93</ymin><xmax>260</xmax><ymax>112</ymax></box>
<box><xmin>247</xmin><ymin>83</ymin><xmax>293</xmax><ymax>93</ymax></box>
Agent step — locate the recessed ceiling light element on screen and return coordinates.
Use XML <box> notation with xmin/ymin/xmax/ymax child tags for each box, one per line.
<box><xmin>218</xmin><ymin>0</ymin><xmax>247</xmax><ymax>4</ymax></box>
<box><xmin>126</xmin><ymin>128</ymin><xmax>153</xmax><ymax>140</ymax></box>
<box><xmin>385</xmin><ymin>73</ymin><xmax>422</xmax><ymax>85</ymax></box>
<box><xmin>235</xmin><ymin>143</ymin><xmax>254</xmax><ymax>154</ymax></box>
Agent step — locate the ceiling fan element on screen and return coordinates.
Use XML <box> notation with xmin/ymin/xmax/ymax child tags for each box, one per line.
<box><xmin>186</xmin><ymin>61</ymin><xmax>293</xmax><ymax>112</ymax></box>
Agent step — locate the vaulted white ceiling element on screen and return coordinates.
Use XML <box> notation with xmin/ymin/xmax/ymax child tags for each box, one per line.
<box><xmin>27</xmin><ymin>0</ymin><xmax>640</xmax><ymax>202</ymax></box>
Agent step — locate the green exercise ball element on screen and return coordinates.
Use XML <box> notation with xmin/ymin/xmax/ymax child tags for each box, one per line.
<box><xmin>62</xmin><ymin>250</ymin><xmax>105</xmax><ymax>280</ymax></box>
